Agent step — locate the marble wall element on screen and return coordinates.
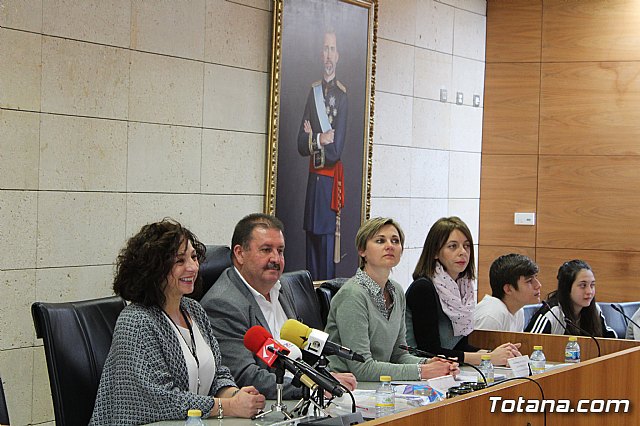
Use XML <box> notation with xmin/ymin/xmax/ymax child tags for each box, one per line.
<box><xmin>0</xmin><ymin>0</ymin><xmax>485</xmax><ymax>424</ymax></box>
<box><xmin>374</xmin><ymin>0</ymin><xmax>486</xmax><ymax>288</ymax></box>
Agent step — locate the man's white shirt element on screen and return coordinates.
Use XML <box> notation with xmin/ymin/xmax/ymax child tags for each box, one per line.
<box><xmin>474</xmin><ymin>294</ymin><xmax>524</xmax><ymax>332</ymax></box>
<box><xmin>235</xmin><ymin>266</ymin><xmax>289</xmax><ymax>339</ymax></box>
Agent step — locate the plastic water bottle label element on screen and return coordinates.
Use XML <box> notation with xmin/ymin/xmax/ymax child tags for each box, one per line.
<box><xmin>565</xmin><ymin>349</ymin><xmax>580</xmax><ymax>363</ymax></box>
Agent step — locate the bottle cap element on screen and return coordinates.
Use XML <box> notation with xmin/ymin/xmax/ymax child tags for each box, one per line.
<box><xmin>188</xmin><ymin>409</ymin><xmax>202</xmax><ymax>417</ymax></box>
<box><xmin>380</xmin><ymin>375</ymin><xmax>392</xmax><ymax>382</ymax></box>
<box><xmin>569</xmin><ymin>336</ymin><xmax>577</xmax><ymax>341</ymax></box>
<box><xmin>481</xmin><ymin>354</ymin><xmax>491</xmax><ymax>361</ymax></box>
<box><xmin>533</xmin><ymin>345</ymin><xmax>543</xmax><ymax>350</ymax></box>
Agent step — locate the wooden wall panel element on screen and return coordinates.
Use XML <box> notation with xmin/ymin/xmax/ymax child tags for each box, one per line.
<box><xmin>540</xmin><ymin>62</ymin><xmax>640</xmax><ymax>155</ymax></box>
<box><xmin>537</xmin><ymin>156</ymin><xmax>640</xmax><ymax>251</ymax></box>
<box><xmin>476</xmin><ymin>245</ymin><xmax>536</xmax><ymax>300</ymax></box>
<box><xmin>481</xmin><ymin>0</ymin><xmax>640</xmax><ymax>303</ymax></box>
<box><xmin>483</xmin><ymin>63</ymin><xmax>540</xmax><ymax>154</ymax></box>
<box><xmin>543</xmin><ymin>0</ymin><xmax>640</xmax><ymax>62</ymax></box>
<box><xmin>536</xmin><ymin>248</ymin><xmax>640</xmax><ymax>303</ymax></box>
<box><xmin>479</xmin><ymin>154</ymin><xmax>537</xmax><ymax>247</ymax></box>
<box><xmin>486</xmin><ymin>0</ymin><xmax>541</xmax><ymax>63</ymax></box>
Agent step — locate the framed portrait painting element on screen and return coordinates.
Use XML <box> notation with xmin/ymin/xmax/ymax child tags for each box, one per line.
<box><xmin>265</xmin><ymin>0</ymin><xmax>377</xmax><ymax>281</ymax></box>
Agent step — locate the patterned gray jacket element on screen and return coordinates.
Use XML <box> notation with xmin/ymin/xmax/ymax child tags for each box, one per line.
<box><xmin>90</xmin><ymin>297</ymin><xmax>236</xmax><ymax>425</ymax></box>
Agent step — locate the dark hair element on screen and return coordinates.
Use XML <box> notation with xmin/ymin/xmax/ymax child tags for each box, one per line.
<box><xmin>489</xmin><ymin>253</ymin><xmax>539</xmax><ymax>300</ymax></box>
<box><xmin>413</xmin><ymin>217</ymin><xmax>475</xmax><ymax>281</ymax></box>
<box><xmin>355</xmin><ymin>217</ymin><xmax>405</xmax><ymax>269</ymax></box>
<box><xmin>549</xmin><ymin>259</ymin><xmax>602</xmax><ymax>336</ymax></box>
<box><xmin>231</xmin><ymin>213</ymin><xmax>284</xmax><ymax>261</ymax></box>
<box><xmin>113</xmin><ymin>219</ymin><xmax>206</xmax><ymax>307</ymax></box>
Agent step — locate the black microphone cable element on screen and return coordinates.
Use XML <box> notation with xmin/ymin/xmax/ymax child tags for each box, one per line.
<box><xmin>491</xmin><ymin>376</ymin><xmax>546</xmax><ymax>426</ymax></box>
<box><xmin>541</xmin><ymin>301</ymin><xmax>601</xmax><ymax>358</ymax></box>
<box><xmin>398</xmin><ymin>344</ymin><xmax>487</xmax><ymax>385</ymax></box>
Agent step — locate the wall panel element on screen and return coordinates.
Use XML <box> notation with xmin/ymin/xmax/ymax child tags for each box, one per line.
<box><xmin>479</xmin><ymin>154</ymin><xmax>537</xmax><ymax>247</ymax></box>
<box><xmin>485</xmin><ymin>0</ymin><xmax>541</xmax><ymax>63</ymax></box>
<box><xmin>482</xmin><ymin>0</ymin><xmax>640</xmax><ymax>303</ymax></box>
<box><xmin>540</xmin><ymin>61</ymin><xmax>640</xmax><ymax>155</ymax></box>
<box><xmin>537</xmin><ymin>156</ymin><xmax>640</xmax><ymax>251</ymax></box>
<box><xmin>483</xmin><ymin>63</ymin><xmax>540</xmax><ymax>154</ymax></box>
<box><xmin>542</xmin><ymin>0</ymin><xmax>640</xmax><ymax>62</ymax></box>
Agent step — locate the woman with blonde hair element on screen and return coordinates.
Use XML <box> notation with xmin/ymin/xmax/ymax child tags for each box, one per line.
<box><xmin>325</xmin><ymin>217</ymin><xmax>459</xmax><ymax>381</ymax></box>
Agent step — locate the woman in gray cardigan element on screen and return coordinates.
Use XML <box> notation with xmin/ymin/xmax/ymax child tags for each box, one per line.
<box><xmin>325</xmin><ymin>217</ymin><xmax>459</xmax><ymax>381</ymax></box>
<box><xmin>90</xmin><ymin>219</ymin><xmax>265</xmax><ymax>425</ymax></box>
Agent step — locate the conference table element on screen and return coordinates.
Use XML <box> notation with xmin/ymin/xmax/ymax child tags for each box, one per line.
<box><xmin>149</xmin><ymin>330</ymin><xmax>640</xmax><ymax>426</ymax></box>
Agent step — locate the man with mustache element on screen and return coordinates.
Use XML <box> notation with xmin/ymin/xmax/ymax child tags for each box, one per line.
<box><xmin>296</xmin><ymin>28</ymin><xmax>347</xmax><ymax>281</ymax></box>
<box><xmin>201</xmin><ymin>213</ymin><xmax>356</xmax><ymax>399</ymax></box>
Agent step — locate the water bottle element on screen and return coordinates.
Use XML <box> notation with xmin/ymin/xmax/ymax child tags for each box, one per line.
<box><xmin>530</xmin><ymin>345</ymin><xmax>546</xmax><ymax>375</ymax></box>
<box><xmin>478</xmin><ymin>354</ymin><xmax>494</xmax><ymax>385</ymax></box>
<box><xmin>185</xmin><ymin>409</ymin><xmax>205</xmax><ymax>426</ymax></box>
<box><xmin>375</xmin><ymin>375</ymin><xmax>395</xmax><ymax>417</ymax></box>
<box><xmin>565</xmin><ymin>336</ymin><xmax>581</xmax><ymax>363</ymax></box>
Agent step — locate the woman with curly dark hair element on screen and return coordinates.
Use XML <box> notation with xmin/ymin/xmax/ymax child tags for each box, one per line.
<box><xmin>526</xmin><ymin>259</ymin><xmax>617</xmax><ymax>337</ymax></box>
<box><xmin>91</xmin><ymin>219</ymin><xmax>265</xmax><ymax>425</ymax></box>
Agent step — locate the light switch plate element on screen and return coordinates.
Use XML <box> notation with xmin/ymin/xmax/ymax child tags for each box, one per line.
<box><xmin>514</xmin><ymin>212</ymin><xmax>536</xmax><ymax>226</ymax></box>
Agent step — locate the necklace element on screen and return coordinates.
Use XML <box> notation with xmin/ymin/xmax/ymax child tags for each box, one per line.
<box><xmin>163</xmin><ymin>306</ymin><xmax>201</xmax><ymax>393</ymax></box>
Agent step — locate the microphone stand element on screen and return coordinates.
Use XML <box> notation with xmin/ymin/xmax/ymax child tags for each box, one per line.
<box><xmin>253</xmin><ymin>361</ymin><xmax>293</xmax><ymax>420</ymax></box>
<box><xmin>611</xmin><ymin>303</ymin><xmax>640</xmax><ymax>330</ymax></box>
<box><xmin>564</xmin><ymin>317</ymin><xmax>601</xmax><ymax>358</ymax></box>
<box><xmin>398</xmin><ymin>345</ymin><xmax>487</xmax><ymax>385</ymax></box>
<box><xmin>542</xmin><ymin>302</ymin><xmax>601</xmax><ymax>358</ymax></box>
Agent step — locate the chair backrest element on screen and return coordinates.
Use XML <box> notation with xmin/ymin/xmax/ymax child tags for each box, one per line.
<box><xmin>281</xmin><ymin>270</ymin><xmax>324</xmax><ymax>330</ymax></box>
<box><xmin>522</xmin><ymin>303</ymin><xmax>543</xmax><ymax>330</ymax></box>
<box><xmin>316</xmin><ymin>278</ymin><xmax>349</xmax><ymax>327</ymax></box>
<box><xmin>32</xmin><ymin>296</ymin><xmax>126</xmax><ymax>426</ymax></box>
<box><xmin>0</xmin><ymin>376</ymin><xmax>9</xmax><ymax>425</ymax></box>
<box><xmin>619</xmin><ymin>301</ymin><xmax>640</xmax><ymax>328</ymax></box>
<box><xmin>191</xmin><ymin>244</ymin><xmax>232</xmax><ymax>301</ymax></box>
<box><xmin>597</xmin><ymin>302</ymin><xmax>626</xmax><ymax>338</ymax></box>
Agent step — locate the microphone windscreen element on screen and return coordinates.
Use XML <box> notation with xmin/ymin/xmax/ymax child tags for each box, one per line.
<box><xmin>243</xmin><ymin>325</ymin><xmax>272</xmax><ymax>353</ymax></box>
<box><xmin>279</xmin><ymin>339</ymin><xmax>303</xmax><ymax>360</ymax></box>
<box><xmin>280</xmin><ymin>319</ymin><xmax>310</xmax><ymax>348</ymax></box>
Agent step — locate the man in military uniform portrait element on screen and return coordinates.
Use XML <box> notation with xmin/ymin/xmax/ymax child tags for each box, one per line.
<box><xmin>296</xmin><ymin>29</ymin><xmax>347</xmax><ymax>281</ymax></box>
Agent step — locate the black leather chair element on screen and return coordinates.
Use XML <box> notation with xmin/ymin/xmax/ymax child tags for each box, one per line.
<box><xmin>191</xmin><ymin>244</ymin><xmax>232</xmax><ymax>301</ymax></box>
<box><xmin>597</xmin><ymin>302</ymin><xmax>625</xmax><ymax>338</ymax></box>
<box><xmin>281</xmin><ymin>270</ymin><xmax>324</xmax><ymax>330</ymax></box>
<box><xmin>316</xmin><ymin>278</ymin><xmax>349</xmax><ymax>327</ymax></box>
<box><xmin>32</xmin><ymin>296</ymin><xmax>127</xmax><ymax>426</ymax></box>
<box><xmin>0</xmin><ymin>376</ymin><xmax>9</xmax><ymax>426</ymax></box>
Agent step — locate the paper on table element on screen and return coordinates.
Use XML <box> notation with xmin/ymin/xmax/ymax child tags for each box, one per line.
<box><xmin>507</xmin><ymin>355</ymin><xmax>530</xmax><ymax>377</ymax></box>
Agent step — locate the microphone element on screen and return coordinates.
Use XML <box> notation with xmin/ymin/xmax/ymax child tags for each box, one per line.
<box><xmin>280</xmin><ymin>319</ymin><xmax>366</xmax><ymax>362</ymax></box>
<box><xmin>243</xmin><ymin>326</ymin><xmax>318</xmax><ymax>391</ymax></box>
<box><xmin>243</xmin><ymin>325</ymin><xmax>289</xmax><ymax>368</ymax></box>
<box><xmin>610</xmin><ymin>303</ymin><xmax>640</xmax><ymax>331</ymax></box>
<box><xmin>278</xmin><ymin>354</ymin><xmax>345</xmax><ymax>397</ymax></box>
<box><xmin>398</xmin><ymin>344</ymin><xmax>486</xmax><ymax>385</ymax></box>
<box><xmin>541</xmin><ymin>301</ymin><xmax>601</xmax><ymax>358</ymax></box>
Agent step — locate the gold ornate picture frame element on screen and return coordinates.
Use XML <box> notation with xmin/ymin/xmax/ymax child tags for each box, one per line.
<box><xmin>264</xmin><ymin>0</ymin><xmax>377</xmax><ymax>280</ymax></box>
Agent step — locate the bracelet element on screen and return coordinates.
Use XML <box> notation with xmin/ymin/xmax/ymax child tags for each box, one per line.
<box><xmin>417</xmin><ymin>363</ymin><xmax>422</xmax><ymax>380</ymax></box>
<box><xmin>217</xmin><ymin>398</ymin><xmax>224</xmax><ymax>419</ymax></box>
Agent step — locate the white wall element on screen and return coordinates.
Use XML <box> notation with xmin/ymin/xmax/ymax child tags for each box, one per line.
<box><xmin>375</xmin><ymin>0</ymin><xmax>486</xmax><ymax>288</ymax></box>
<box><xmin>0</xmin><ymin>0</ymin><xmax>485</xmax><ymax>424</ymax></box>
